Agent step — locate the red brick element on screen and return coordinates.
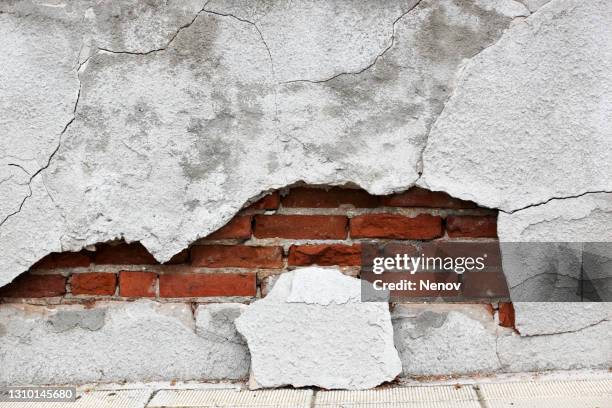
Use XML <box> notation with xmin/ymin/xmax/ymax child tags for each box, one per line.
<box><xmin>164</xmin><ymin>248</ymin><xmax>190</xmax><ymax>265</ymax></box>
<box><xmin>31</xmin><ymin>251</ymin><xmax>92</xmax><ymax>270</ymax></box>
<box><xmin>159</xmin><ymin>273</ymin><xmax>256</xmax><ymax>297</ymax></box>
<box><xmin>247</xmin><ymin>192</ymin><xmax>280</xmax><ymax>210</ymax></box>
<box><xmin>282</xmin><ymin>187</ymin><xmax>379</xmax><ymax>208</ymax></box>
<box><xmin>71</xmin><ymin>273</ymin><xmax>116</xmax><ymax>296</ymax></box>
<box><xmin>94</xmin><ymin>242</ymin><xmax>158</xmax><ymax>265</ymax></box>
<box><xmin>350</xmin><ymin>214</ymin><xmax>443</xmax><ymax>239</ymax></box>
<box><xmin>498</xmin><ymin>302</ymin><xmax>515</xmax><ymax>328</ymax></box>
<box><xmin>206</xmin><ymin>216</ymin><xmax>252</xmax><ymax>239</ymax></box>
<box><xmin>381</xmin><ymin>187</ymin><xmax>476</xmax><ymax>209</ymax></box>
<box><xmin>191</xmin><ymin>245</ymin><xmax>283</xmax><ymax>268</ymax></box>
<box><xmin>446</xmin><ymin>216</ymin><xmax>497</xmax><ymax>238</ymax></box>
<box><xmin>254</xmin><ymin>215</ymin><xmax>348</xmax><ymax>239</ymax></box>
<box><xmin>119</xmin><ymin>271</ymin><xmax>157</xmax><ymax>297</ymax></box>
<box><xmin>0</xmin><ymin>274</ymin><xmax>66</xmax><ymax>298</ymax></box>
<box><xmin>288</xmin><ymin>244</ymin><xmax>362</xmax><ymax>266</ymax></box>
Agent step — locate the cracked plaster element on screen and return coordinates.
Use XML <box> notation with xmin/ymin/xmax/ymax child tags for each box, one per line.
<box><xmin>0</xmin><ymin>0</ymin><xmax>537</xmax><ymax>287</ymax></box>
<box><xmin>0</xmin><ymin>0</ymin><xmax>610</xmax><ymax>346</ymax></box>
<box><xmin>0</xmin><ymin>300</ymin><xmax>249</xmax><ymax>385</ymax></box>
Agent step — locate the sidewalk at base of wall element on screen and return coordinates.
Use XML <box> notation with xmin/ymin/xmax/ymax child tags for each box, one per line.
<box><xmin>1</xmin><ymin>370</ymin><xmax>610</xmax><ymax>408</ymax></box>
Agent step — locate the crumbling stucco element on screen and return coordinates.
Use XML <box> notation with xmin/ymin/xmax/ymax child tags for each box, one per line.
<box><xmin>392</xmin><ymin>304</ymin><xmax>500</xmax><ymax>375</ymax></box>
<box><xmin>419</xmin><ymin>0</ymin><xmax>612</xmax><ymax>211</ymax></box>
<box><xmin>0</xmin><ymin>0</ymin><xmax>611</xmax><ymax>383</ymax></box>
<box><xmin>0</xmin><ymin>0</ymin><xmax>538</xmax><ymax>286</ymax></box>
<box><xmin>498</xmin><ymin>193</ymin><xmax>612</xmax><ymax>335</ymax></box>
<box><xmin>0</xmin><ymin>300</ymin><xmax>249</xmax><ymax>386</ymax></box>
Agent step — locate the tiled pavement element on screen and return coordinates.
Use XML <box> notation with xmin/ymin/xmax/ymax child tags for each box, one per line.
<box><xmin>1</xmin><ymin>377</ymin><xmax>610</xmax><ymax>408</ymax></box>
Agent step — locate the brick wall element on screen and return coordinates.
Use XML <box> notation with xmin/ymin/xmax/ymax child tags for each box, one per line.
<box><xmin>0</xmin><ymin>186</ymin><xmax>514</xmax><ymax>328</ymax></box>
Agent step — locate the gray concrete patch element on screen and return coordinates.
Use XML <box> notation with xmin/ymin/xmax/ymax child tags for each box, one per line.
<box><xmin>0</xmin><ymin>300</ymin><xmax>249</xmax><ymax>386</ymax></box>
<box><xmin>47</xmin><ymin>309</ymin><xmax>107</xmax><ymax>333</ymax></box>
<box><xmin>393</xmin><ymin>304</ymin><xmax>500</xmax><ymax>376</ymax></box>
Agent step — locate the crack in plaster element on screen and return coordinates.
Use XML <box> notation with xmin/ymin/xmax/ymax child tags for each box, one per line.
<box><xmin>516</xmin><ymin>317</ymin><xmax>610</xmax><ymax>337</ymax></box>
<box><xmin>96</xmin><ymin>0</ymin><xmax>213</xmax><ymax>56</ymax></box>
<box><xmin>502</xmin><ymin>191</ymin><xmax>612</xmax><ymax>214</ymax></box>
<box><xmin>0</xmin><ymin>42</ymin><xmax>89</xmax><ymax>229</ymax></box>
<box><xmin>416</xmin><ymin>9</ymin><xmax>533</xmax><ymax>186</ymax></box>
<box><xmin>280</xmin><ymin>0</ymin><xmax>423</xmax><ymax>85</ymax></box>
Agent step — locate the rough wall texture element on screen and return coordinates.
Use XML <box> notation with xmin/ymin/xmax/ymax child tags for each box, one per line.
<box><xmin>1</xmin><ymin>0</ymin><xmax>611</xmax><ymax>386</ymax></box>
<box><xmin>0</xmin><ymin>0</ymin><xmax>535</xmax><ymax>286</ymax></box>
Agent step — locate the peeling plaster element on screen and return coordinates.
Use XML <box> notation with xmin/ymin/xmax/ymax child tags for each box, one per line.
<box><xmin>0</xmin><ymin>0</ymin><xmax>535</xmax><ymax>286</ymax></box>
<box><xmin>420</xmin><ymin>0</ymin><xmax>612</xmax><ymax>211</ymax></box>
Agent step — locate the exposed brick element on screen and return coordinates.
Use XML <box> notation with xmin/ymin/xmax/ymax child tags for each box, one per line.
<box><xmin>31</xmin><ymin>251</ymin><xmax>92</xmax><ymax>270</ymax></box>
<box><xmin>94</xmin><ymin>242</ymin><xmax>158</xmax><ymax>265</ymax></box>
<box><xmin>159</xmin><ymin>273</ymin><xmax>256</xmax><ymax>297</ymax></box>
<box><xmin>498</xmin><ymin>302</ymin><xmax>515</xmax><ymax>328</ymax></box>
<box><xmin>288</xmin><ymin>244</ymin><xmax>362</xmax><ymax>266</ymax></box>
<box><xmin>247</xmin><ymin>192</ymin><xmax>280</xmax><ymax>210</ymax></box>
<box><xmin>446</xmin><ymin>216</ymin><xmax>497</xmax><ymax>238</ymax></box>
<box><xmin>254</xmin><ymin>215</ymin><xmax>348</xmax><ymax>239</ymax></box>
<box><xmin>164</xmin><ymin>248</ymin><xmax>190</xmax><ymax>265</ymax></box>
<box><xmin>0</xmin><ymin>274</ymin><xmax>66</xmax><ymax>298</ymax></box>
<box><xmin>381</xmin><ymin>187</ymin><xmax>476</xmax><ymax>209</ymax></box>
<box><xmin>191</xmin><ymin>245</ymin><xmax>283</xmax><ymax>268</ymax></box>
<box><xmin>350</xmin><ymin>214</ymin><xmax>443</xmax><ymax>239</ymax></box>
<box><xmin>119</xmin><ymin>271</ymin><xmax>157</xmax><ymax>297</ymax></box>
<box><xmin>71</xmin><ymin>273</ymin><xmax>116</xmax><ymax>296</ymax></box>
<box><xmin>206</xmin><ymin>216</ymin><xmax>252</xmax><ymax>239</ymax></box>
<box><xmin>282</xmin><ymin>187</ymin><xmax>379</xmax><ymax>208</ymax></box>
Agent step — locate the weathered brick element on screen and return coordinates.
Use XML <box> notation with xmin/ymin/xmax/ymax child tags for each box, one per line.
<box><xmin>282</xmin><ymin>187</ymin><xmax>379</xmax><ymax>208</ymax></box>
<box><xmin>498</xmin><ymin>302</ymin><xmax>515</xmax><ymax>328</ymax></box>
<box><xmin>191</xmin><ymin>245</ymin><xmax>283</xmax><ymax>268</ymax></box>
<box><xmin>119</xmin><ymin>271</ymin><xmax>157</xmax><ymax>297</ymax></box>
<box><xmin>31</xmin><ymin>251</ymin><xmax>92</xmax><ymax>270</ymax></box>
<box><xmin>247</xmin><ymin>192</ymin><xmax>280</xmax><ymax>210</ymax></box>
<box><xmin>0</xmin><ymin>274</ymin><xmax>66</xmax><ymax>298</ymax></box>
<box><xmin>446</xmin><ymin>216</ymin><xmax>497</xmax><ymax>238</ymax></box>
<box><xmin>71</xmin><ymin>273</ymin><xmax>116</xmax><ymax>296</ymax></box>
<box><xmin>381</xmin><ymin>187</ymin><xmax>476</xmax><ymax>209</ymax></box>
<box><xmin>94</xmin><ymin>242</ymin><xmax>158</xmax><ymax>265</ymax></box>
<box><xmin>159</xmin><ymin>273</ymin><xmax>256</xmax><ymax>297</ymax></box>
<box><xmin>288</xmin><ymin>244</ymin><xmax>362</xmax><ymax>266</ymax></box>
<box><xmin>350</xmin><ymin>214</ymin><xmax>443</xmax><ymax>239</ymax></box>
<box><xmin>254</xmin><ymin>215</ymin><xmax>348</xmax><ymax>239</ymax></box>
<box><xmin>164</xmin><ymin>248</ymin><xmax>190</xmax><ymax>265</ymax></box>
<box><xmin>206</xmin><ymin>216</ymin><xmax>252</xmax><ymax>239</ymax></box>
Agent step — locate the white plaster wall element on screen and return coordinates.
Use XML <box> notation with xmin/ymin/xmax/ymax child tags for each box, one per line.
<box><xmin>0</xmin><ymin>0</ymin><xmax>611</xmax><ymax>383</ymax></box>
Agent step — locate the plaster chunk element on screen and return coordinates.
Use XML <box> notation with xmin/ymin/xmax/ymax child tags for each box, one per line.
<box><xmin>1</xmin><ymin>0</ymin><xmax>524</xmax><ymax>287</ymax></box>
<box><xmin>513</xmin><ymin>303</ymin><xmax>611</xmax><ymax>336</ymax></box>
<box><xmin>498</xmin><ymin>193</ymin><xmax>612</xmax><ymax>335</ymax></box>
<box><xmin>0</xmin><ymin>300</ymin><xmax>249</xmax><ymax>385</ymax></box>
<box><xmin>392</xmin><ymin>304</ymin><xmax>500</xmax><ymax>376</ymax></box>
<box><xmin>235</xmin><ymin>267</ymin><xmax>402</xmax><ymax>390</ymax></box>
<box><xmin>497</xmin><ymin>321</ymin><xmax>612</xmax><ymax>372</ymax></box>
<box><xmin>420</xmin><ymin>0</ymin><xmax>612</xmax><ymax>211</ymax></box>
